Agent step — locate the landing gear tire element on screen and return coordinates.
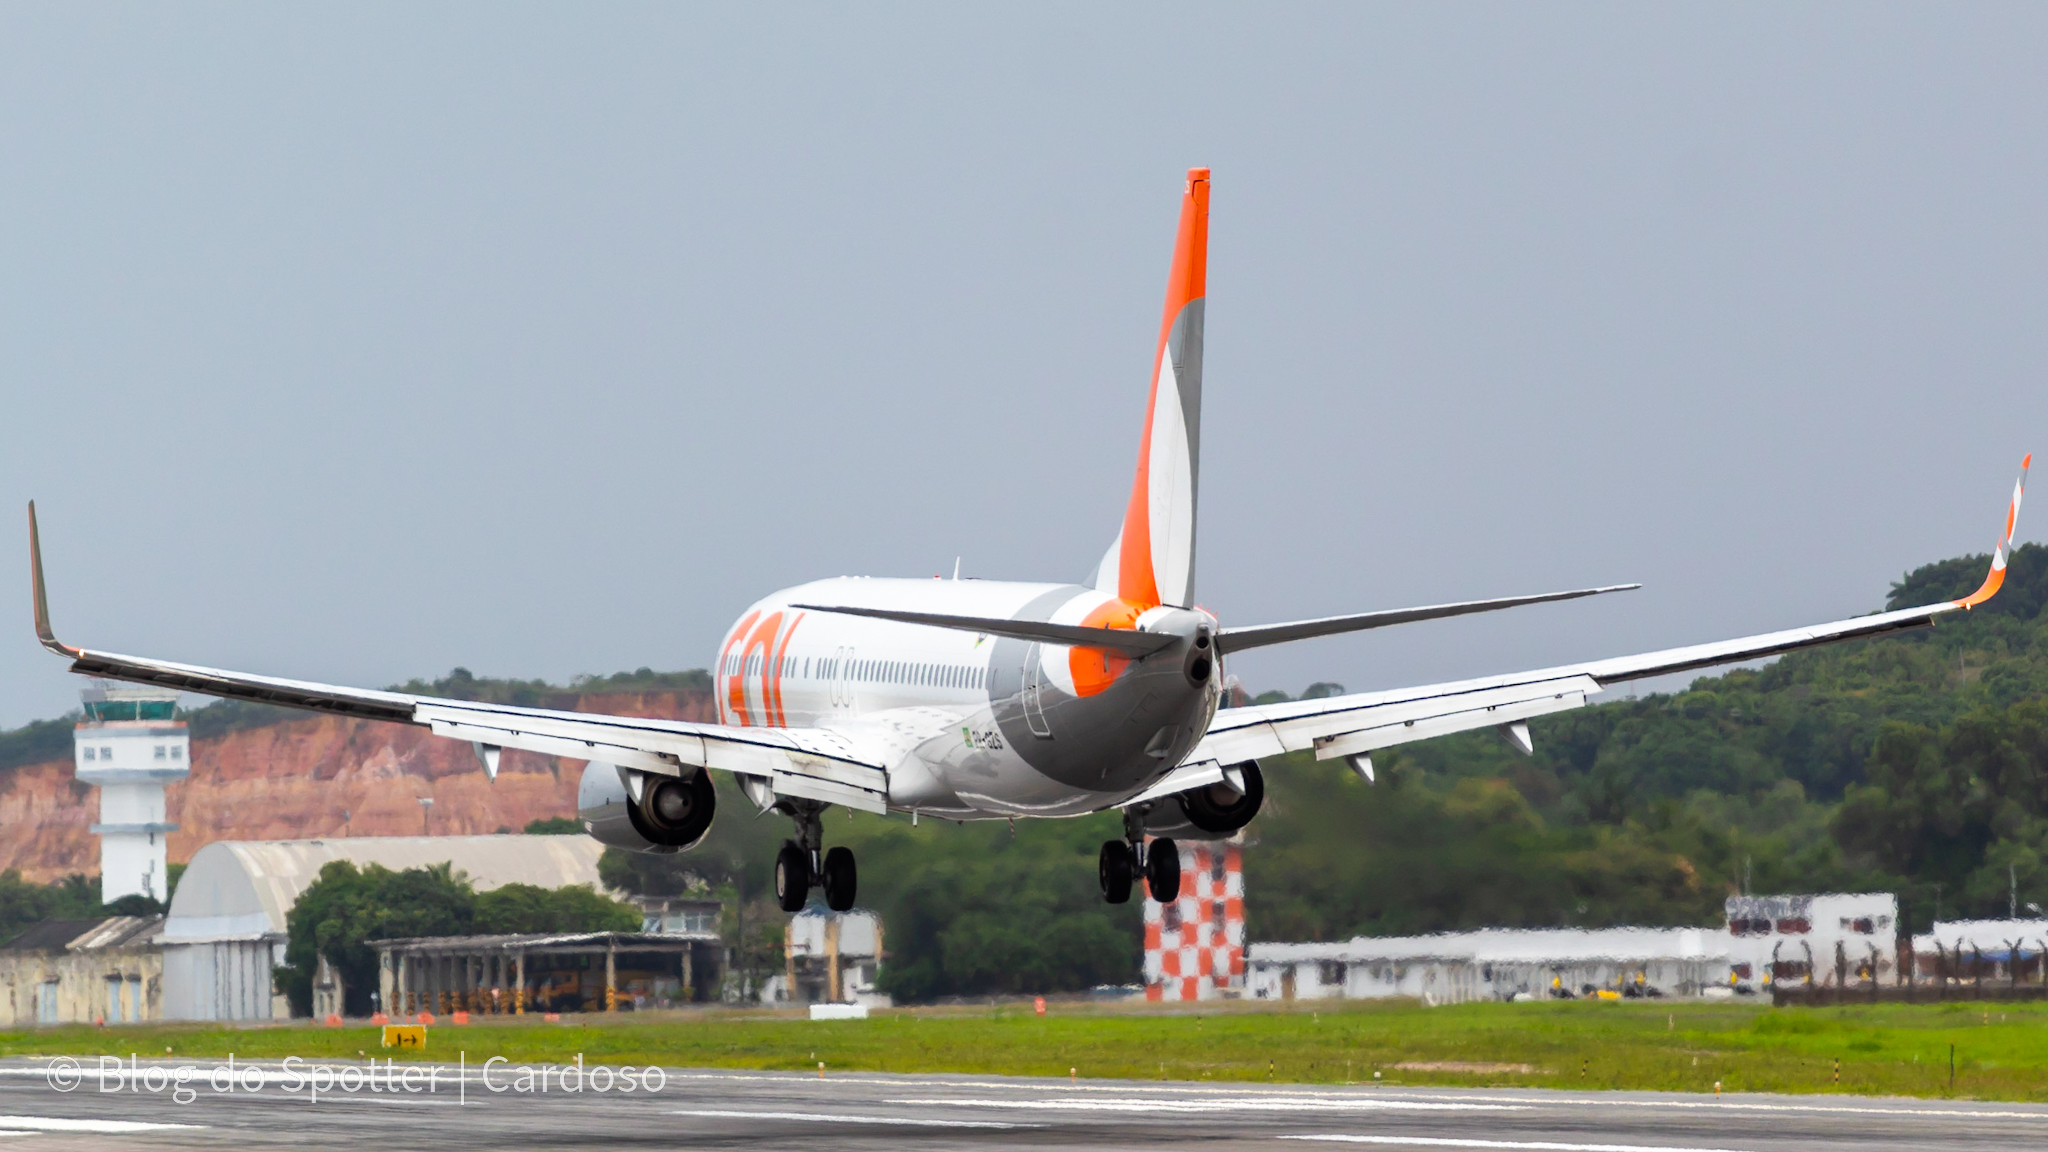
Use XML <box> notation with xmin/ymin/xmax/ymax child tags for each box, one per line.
<box><xmin>1098</xmin><ymin>840</ymin><xmax>1134</xmax><ymax>904</ymax></box>
<box><xmin>774</xmin><ymin>841</ymin><xmax>811</xmax><ymax>912</ymax></box>
<box><xmin>823</xmin><ymin>846</ymin><xmax>858</xmax><ymax>912</ymax></box>
<box><xmin>1145</xmin><ymin>837</ymin><xmax>1181</xmax><ymax>903</ymax></box>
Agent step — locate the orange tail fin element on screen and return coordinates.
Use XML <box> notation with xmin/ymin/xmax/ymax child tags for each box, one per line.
<box><xmin>1094</xmin><ymin>168</ymin><xmax>1209</xmax><ymax>609</ymax></box>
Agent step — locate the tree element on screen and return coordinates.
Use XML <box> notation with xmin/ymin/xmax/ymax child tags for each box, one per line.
<box><xmin>279</xmin><ymin>861</ymin><xmax>475</xmax><ymax>1016</ymax></box>
<box><xmin>0</xmin><ymin>870</ymin><xmax>103</xmax><ymax>945</ymax></box>
<box><xmin>473</xmin><ymin>883</ymin><xmax>639</xmax><ymax>934</ymax></box>
<box><xmin>277</xmin><ymin>861</ymin><xmax>643</xmax><ymax>1015</ymax></box>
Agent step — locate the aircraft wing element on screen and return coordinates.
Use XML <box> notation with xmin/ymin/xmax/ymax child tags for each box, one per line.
<box><xmin>28</xmin><ymin>505</ymin><xmax>888</xmax><ymax>812</ymax></box>
<box><xmin>57</xmin><ymin>646</ymin><xmax>888</xmax><ymax>812</ymax></box>
<box><xmin>1194</xmin><ymin>456</ymin><xmax>2030</xmax><ymax>773</ymax></box>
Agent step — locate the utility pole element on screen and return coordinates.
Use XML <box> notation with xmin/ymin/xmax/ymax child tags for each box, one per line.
<box><xmin>418</xmin><ymin>796</ymin><xmax>435</xmax><ymax>836</ymax></box>
<box><xmin>1933</xmin><ymin>882</ymin><xmax>1944</xmax><ymax>928</ymax></box>
<box><xmin>2012</xmin><ymin>863</ymin><xmax>2018</xmax><ymax>921</ymax></box>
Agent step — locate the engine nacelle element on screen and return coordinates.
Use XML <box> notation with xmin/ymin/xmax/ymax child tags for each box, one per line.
<box><xmin>1137</xmin><ymin>761</ymin><xmax>1264</xmax><ymax>840</ymax></box>
<box><xmin>577</xmin><ymin>760</ymin><xmax>718</xmax><ymax>854</ymax></box>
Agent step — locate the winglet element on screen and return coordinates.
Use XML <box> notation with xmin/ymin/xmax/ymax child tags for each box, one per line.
<box><xmin>28</xmin><ymin>502</ymin><xmax>81</xmax><ymax>659</ymax></box>
<box><xmin>1954</xmin><ymin>453</ymin><xmax>2031</xmax><ymax>610</ymax></box>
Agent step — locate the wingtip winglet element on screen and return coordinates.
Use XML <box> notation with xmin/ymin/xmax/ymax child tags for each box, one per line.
<box><xmin>1954</xmin><ymin>454</ymin><xmax>2031</xmax><ymax>610</ymax></box>
<box><xmin>28</xmin><ymin>502</ymin><xmax>81</xmax><ymax>659</ymax></box>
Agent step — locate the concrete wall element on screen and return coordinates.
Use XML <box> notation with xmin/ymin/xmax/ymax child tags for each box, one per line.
<box><xmin>0</xmin><ymin>947</ymin><xmax>162</xmax><ymax>1026</ymax></box>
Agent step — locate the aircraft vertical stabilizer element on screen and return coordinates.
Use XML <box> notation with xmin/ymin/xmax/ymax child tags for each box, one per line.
<box><xmin>1096</xmin><ymin>168</ymin><xmax>1208</xmax><ymax>609</ymax></box>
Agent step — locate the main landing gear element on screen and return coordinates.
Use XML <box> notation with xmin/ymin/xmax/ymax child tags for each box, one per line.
<box><xmin>1099</xmin><ymin>812</ymin><xmax>1180</xmax><ymax>905</ymax></box>
<box><xmin>773</xmin><ymin>801</ymin><xmax>858</xmax><ymax>913</ymax></box>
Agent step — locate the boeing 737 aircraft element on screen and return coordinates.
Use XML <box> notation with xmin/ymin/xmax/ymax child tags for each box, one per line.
<box><xmin>27</xmin><ymin>169</ymin><xmax>2029</xmax><ymax>915</ymax></box>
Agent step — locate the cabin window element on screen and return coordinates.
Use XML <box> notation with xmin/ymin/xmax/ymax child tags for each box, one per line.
<box><xmin>170</xmin><ymin>746</ymin><xmax>183</xmax><ymax>761</ymax></box>
<box><xmin>154</xmin><ymin>745</ymin><xmax>167</xmax><ymax>760</ymax></box>
<box><xmin>83</xmin><ymin>747</ymin><xmax>96</xmax><ymax>761</ymax></box>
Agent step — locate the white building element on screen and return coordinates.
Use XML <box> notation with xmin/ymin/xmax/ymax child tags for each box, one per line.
<box><xmin>1248</xmin><ymin>927</ymin><xmax>1727</xmax><ymax>1004</ymax></box>
<box><xmin>160</xmin><ymin>835</ymin><xmax>607</xmax><ymax>1020</ymax></box>
<box><xmin>1723</xmin><ymin>893</ymin><xmax>1898</xmax><ymax>990</ymax></box>
<box><xmin>1912</xmin><ymin>918</ymin><xmax>2048</xmax><ymax>980</ymax></box>
<box><xmin>761</xmin><ymin>909</ymin><xmax>887</xmax><ymax>1006</ymax></box>
<box><xmin>73</xmin><ymin>682</ymin><xmax>188</xmax><ymax>904</ymax></box>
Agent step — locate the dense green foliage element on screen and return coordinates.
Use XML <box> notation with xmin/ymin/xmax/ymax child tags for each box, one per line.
<box><xmin>0</xmin><ymin>714</ymin><xmax>83</xmax><ymax>775</ymax></box>
<box><xmin>1249</xmin><ymin>542</ymin><xmax>2048</xmax><ymax>941</ymax></box>
<box><xmin>0</xmin><ymin>871</ymin><xmax>104</xmax><ymax>944</ymax></box>
<box><xmin>0</xmin><ymin>868</ymin><xmax>182</xmax><ymax>944</ymax></box>
<box><xmin>277</xmin><ymin>861</ymin><xmax>639</xmax><ymax>1015</ymax></box>
<box><xmin>523</xmin><ymin>817</ymin><xmax>582</xmax><ymax>835</ymax></box>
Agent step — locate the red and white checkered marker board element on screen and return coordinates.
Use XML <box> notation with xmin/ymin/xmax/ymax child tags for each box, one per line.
<box><xmin>1142</xmin><ymin>840</ymin><xmax>1244</xmax><ymax>1001</ymax></box>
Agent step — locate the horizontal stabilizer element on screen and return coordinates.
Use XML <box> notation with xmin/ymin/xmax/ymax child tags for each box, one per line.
<box><xmin>788</xmin><ymin>603</ymin><xmax>1178</xmax><ymax>657</ymax></box>
<box><xmin>1216</xmin><ymin>583</ymin><xmax>1640</xmax><ymax>654</ymax></box>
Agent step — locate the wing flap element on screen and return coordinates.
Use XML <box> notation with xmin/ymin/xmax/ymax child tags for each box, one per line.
<box><xmin>1198</xmin><ymin>675</ymin><xmax>1600</xmax><ymax>764</ymax></box>
<box><xmin>1310</xmin><ymin>685</ymin><xmax>1592</xmax><ymax>760</ymax></box>
<box><xmin>414</xmin><ymin>701</ymin><xmax>890</xmax><ymax>812</ymax></box>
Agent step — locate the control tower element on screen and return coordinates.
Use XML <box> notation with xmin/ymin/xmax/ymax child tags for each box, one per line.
<box><xmin>73</xmin><ymin>681</ymin><xmax>187</xmax><ymax>903</ymax></box>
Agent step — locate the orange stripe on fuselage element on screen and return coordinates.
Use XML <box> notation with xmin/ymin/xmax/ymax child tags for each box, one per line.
<box><xmin>720</xmin><ymin>610</ymin><xmax>761</xmax><ymax>725</ymax></box>
<box><xmin>736</xmin><ymin>612</ymin><xmax>786</xmax><ymax>727</ymax></box>
<box><xmin>767</xmin><ymin>611</ymin><xmax>804</xmax><ymax>727</ymax></box>
<box><xmin>1117</xmin><ymin>168</ymin><xmax>1209</xmax><ymax>610</ymax></box>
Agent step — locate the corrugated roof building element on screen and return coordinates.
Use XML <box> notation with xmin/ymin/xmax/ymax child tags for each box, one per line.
<box><xmin>0</xmin><ymin>916</ymin><xmax>164</xmax><ymax>1026</ymax></box>
<box><xmin>161</xmin><ymin>835</ymin><xmax>608</xmax><ymax>1021</ymax></box>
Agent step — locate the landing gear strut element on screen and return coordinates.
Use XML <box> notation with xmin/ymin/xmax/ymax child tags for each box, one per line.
<box><xmin>1099</xmin><ymin>812</ymin><xmax>1180</xmax><ymax>904</ymax></box>
<box><xmin>773</xmin><ymin>800</ymin><xmax>859</xmax><ymax>913</ymax></box>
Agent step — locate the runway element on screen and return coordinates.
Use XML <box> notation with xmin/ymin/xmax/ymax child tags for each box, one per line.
<box><xmin>0</xmin><ymin>1058</ymin><xmax>2042</xmax><ymax>1150</ymax></box>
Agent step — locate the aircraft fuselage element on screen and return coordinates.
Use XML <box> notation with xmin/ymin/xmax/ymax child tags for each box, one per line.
<box><xmin>715</xmin><ymin>577</ymin><xmax>1222</xmax><ymax>818</ymax></box>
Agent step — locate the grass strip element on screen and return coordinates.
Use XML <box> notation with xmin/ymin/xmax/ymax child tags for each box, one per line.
<box><xmin>3</xmin><ymin>999</ymin><xmax>2043</xmax><ymax>1101</ymax></box>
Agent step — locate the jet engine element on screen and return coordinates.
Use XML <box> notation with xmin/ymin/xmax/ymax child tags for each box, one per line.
<box><xmin>577</xmin><ymin>760</ymin><xmax>718</xmax><ymax>853</ymax></box>
<box><xmin>1138</xmin><ymin>761</ymin><xmax>1264</xmax><ymax>839</ymax></box>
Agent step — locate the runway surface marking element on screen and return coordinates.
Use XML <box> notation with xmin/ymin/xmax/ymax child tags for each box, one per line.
<box><xmin>0</xmin><ymin>1117</ymin><xmax>204</xmax><ymax>1133</ymax></box>
<box><xmin>888</xmin><ymin>1096</ymin><xmax>1524</xmax><ymax>1113</ymax></box>
<box><xmin>647</xmin><ymin>1071</ymin><xmax>2048</xmax><ymax>1120</ymax></box>
<box><xmin>671</xmin><ymin>1108</ymin><xmax>1035</xmax><ymax>1128</ymax></box>
<box><xmin>1286</xmin><ymin>1138</ymin><xmax>1754</xmax><ymax>1152</ymax></box>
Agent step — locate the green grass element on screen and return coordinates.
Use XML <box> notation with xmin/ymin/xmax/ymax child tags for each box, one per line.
<box><xmin>5</xmin><ymin>999</ymin><xmax>2045</xmax><ymax>1101</ymax></box>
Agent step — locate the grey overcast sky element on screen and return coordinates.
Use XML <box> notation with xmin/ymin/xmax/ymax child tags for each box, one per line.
<box><xmin>4</xmin><ymin>5</ymin><xmax>2046</xmax><ymax>730</ymax></box>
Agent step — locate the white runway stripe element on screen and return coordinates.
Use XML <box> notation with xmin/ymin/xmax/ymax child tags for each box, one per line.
<box><xmin>672</xmin><ymin>1108</ymin><xmax>1034</xmax><ymax>1129</ymax></box>
<box><xmin>0</xmin><ymin>1116</ymin><xmax>204</xmax><ymax>1133</ymax></box>
<box><xmin>1286</xmin><ymin>1135</ymin><xmax>1753</xmax><ymax>1152</ymax></box>
<box><xmin>890</xmin><ymin>1096</ymin><xmax>1522</xmax><ymax>1114</ymax></box>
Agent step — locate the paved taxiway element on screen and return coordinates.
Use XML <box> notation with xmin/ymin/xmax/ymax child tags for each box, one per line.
<box><xmin>0</xmin><ymin>1058</ymin><xmax>2042</xmax><ymax>1150</ymax></box>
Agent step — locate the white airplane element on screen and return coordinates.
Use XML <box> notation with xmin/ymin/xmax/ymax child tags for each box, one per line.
<box><xmin>27</xmin><ymin>169</ymin><xmax>2029</xmax><ymax>916</ymax></box>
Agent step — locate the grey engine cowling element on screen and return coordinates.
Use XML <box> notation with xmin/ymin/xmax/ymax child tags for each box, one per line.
<box><xmin>1137</xmin><ymin>761</ymin><xmax>1264</xmax><ymax>840</ymax></box>
<box><xmin>577</xmin><ymin>760</ymin><xmax>718</xmax><ymax>854</ymax></box>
